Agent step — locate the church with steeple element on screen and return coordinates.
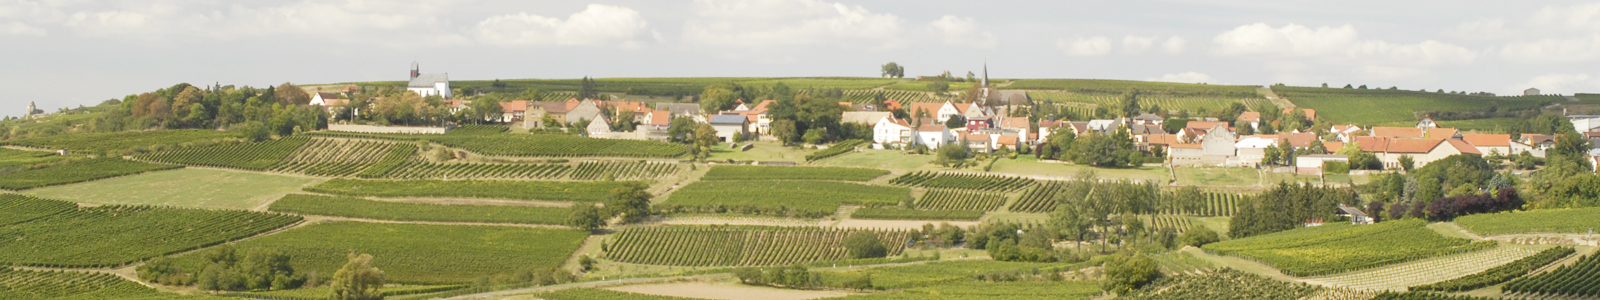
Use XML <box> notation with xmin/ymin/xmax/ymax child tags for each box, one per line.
<box><xmin>970</xmin><ymin>64</ymin><xmax>1031</xmax><ymax>116</ymax></box>
<box><xmin>406</xmin><ymin>62</ymin><xmax>452</xmax><ymax>98</ymax></box>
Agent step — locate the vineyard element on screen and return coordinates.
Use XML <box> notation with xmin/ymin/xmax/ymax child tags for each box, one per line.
<box><xmin>818</xmin><ymin>260</ymin><xmax>1072</xmax><ymax>289</ymax></box>
<box><xmin>0</xmin><ymin>147</ymin><xmax>79</xmax><ymax>171</ymax></box>
<box><xmin>538</xmin><ymin>288</ymin><xmax>697</xmax><ymax>300</ymax></box>
<box><xmin>1502</xmin><ymin>251</ymin><xmax>1600</xmax><ymax>297</ymax></box>
<box><xmin>0</xmin><ymin>268</ymin><xmax>221</xmax><ymax>299</ymax></box>
<box><xmin>841</xmin><ymin>89</ymin><xmax>942</xmax><ymax>104</ymax></box>
<box><xmin>1009</xmin><ymin>180</ymin><xmax>1085</xmax><ymax>213</ymax></box>
<box><xmin>1006</xmin><ymin>79</ymin><xmax>1261</xmax><ymax>97</ymax></box>
<box><xmin>170</xmin><ymin>222</ymin><xmax>589</xmax><ymax>284</ymax></box>
<box><xmin>1455</xmin><ymin>207</ymin><xmax>1600</xmax><ymax>235</ymax></box>
<box><xmin>1202</xmin><ymin>219</ymin><xmax>1494</xmax><ymax>276</ymax></box>
<box><xmin>427</xmin><ymin>134</ymin><xmax>686</xmax><ymax>158</ymax></box>
<box><xmin>382</xmin><ymin>160</ymin><xmax>571</xmax><ymax>180</ymax></box>
<box><xmin>137</xmin><ymin>136</ymin><xmax>309</xmax><ymax>170</ymax></box>
<box><xmin>657</xmin><ymin>181</ymin><xmax>909</xmax><ymax>218</ymax></box>
<box><xmin>1026</xmin><ymin>91</ymin><xmax>1262</xmax><ymax>112</ymax></box>
<box><xmin>0</xmin><ymin>129</ymin><xmax>241</xmax><ymax>155</ymax></box>
<box><xmin>1121</xmin><ymin>268</ymin><xmax>1323</xmax><ymax>300</ymax></box>
<box><xmin>355</xmin><ymin>143</ymin><xmax>418</xmax><ymax>178</ymax></box>
<box><xmin>606</xmin><ymin>226</ymin><xmax>912</xmax><ymax>266</ymax></box>
<box><xmin>0</xmin><ymin>194</ymin><xmax>76</xmax><ymax>225</ymax></box>
<box><xmin>270</xmin><ymin>137</ymin><xmax>405</xmax><ymax>176</ymax></box>
<box><xmin>1409</xmin><ymin>246</ymin><xmax>1573</xmax><ymax>292</ymax></box>
<box><xmin>702</xmin><ymin>165</ymin><xmax>889</xmax><ymax>182</ymax></box>
<box><xmin>0</xmin><ymin>205</ymin><xmax>301</xmax><ymax>268</ymax></box>
<box><xmin>805</xmin><ymin>139</ymin><xmax>866</xmax><ymax>161</ymax></box>
<box><xmin>830</xmin><ymin>281</ymin><xmax>1102</xmax><ymax>300</ymax></box>
<box><xmin>267</xmin><ymin>194</ymin><xmax>569</xmax><ymax>225</ymax></box>
<box><xmin>1009</xmin><ymin>182</ymin><xmax>1242</xmax><ymax>215</ymax></box>
<box><xmin>917</xmin><ymin>189</ymin><xmax>1006</xmax><ymax>211</ymax></box>
<box><xmin>305</xmin><ymin>179</ymin><xmax>639</xmax><ymax>202</ymax></box>
<box><xmin>0</xmin><ymin>157</ymin><xmax>181</xmax><ymax>190</ymax></box>
<box><xmin>851</xmin><ymin>208</ymin><xmax>985</xmax><ymax>221</ymax></box>
<box><xmin>568</xmin><ymin>161</ymin><xmax>681</xmax><ymax>180</ymax></box>
<box><xmin>1307</xmin><ymin>244</ymin><xmax>1546</xmax><ymax>291</ymax></box>
<box><xmin>889</xmin><ymin>171</ymin><xmax>1035</xmax><ymax>192</ymax></box>
<box><xmin>1273</xmin><ymin>85</ymin><xmax>1559</xmax><ymax>125</ymax></box>
<box><xmin>1368</xmin><ymin>292</ymin><xmax>1498</xmax><ymax>300</ymax></box>
<box><xmin>1142</xmin><ymin>215</ymin><xmax>1193</xmax><ymax>234</ymax></box>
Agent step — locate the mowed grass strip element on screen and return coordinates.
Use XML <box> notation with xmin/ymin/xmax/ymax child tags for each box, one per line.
<box><xmin>1455</xmin><ymin>207</ymin><xmax>1600</xmax><ymax>235</ymax></box>
<box><xmin>24</xmin><ymin>168</ymin><xmax>320</xmax><ymax>210</ymax></box>
<box><xmin>701</xmin><ymin>165</ymin><xmax>889</xmax><ymax>182</ymax></box>
<box><xmin>305</xmin><ymin>179</ymin><xmax>640</xmax><ymax>202</ymax></box>
<box><xmin>269</xmin><ymin>194</ymin><xmax>569</xmax><ymax>225</ymax></box>
<box><xmin>0</xmin><ymin>157</ymin><xmax>181</xmax><ymax>190</ymax></box>
<box><xmin>0</xmin><ymin>205</ymin><xmax>302</xmax><ymax>268</ymax></box>
<box><xmin>171</xmin><ymin>222</ymin><xmax>588</xmax><ymax>284</ymax></box>
<box><xmin>659</xmin><ymin>180</ymin><xmax>908</xmax><ymax>218</ymax></box>
<box><xmin>1202</xmin><ymin>219</ymin><xmax>1491</xmax><ymax>276</ymax></box>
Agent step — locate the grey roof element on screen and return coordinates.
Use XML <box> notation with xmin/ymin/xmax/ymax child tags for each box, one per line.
<box><xmin>408</xmin><ymin>73</ymin><xmax>449</xmax><ymax>87</ymax></box>
<box><xmin>1133</xmin><ymin>113</ymin><xmax>1163</xmax><ymax>121</ymax></box>
<box><xmin>655</xmin><ymin>103</ymin><xmax>701</xmax><ymax>115</ymax></box>
<box><xmin>998</xmin><ymin>90</ymin><xmax>1031</xmax><ymax>106</ymax></box>
<box><xmin>709</xmin><ymin>114</ymin><xmax>748</xmax><ymax>125</ymax></box>
<box><xmin>1338</xmin><ymin>204</ymin><xmax>1367</xmax><ymax>217</ymax></box>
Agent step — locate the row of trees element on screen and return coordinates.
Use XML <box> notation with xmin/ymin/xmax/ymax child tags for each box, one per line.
<box><xmin>1035</xmin><ymin>128</ymin><xmax>1157</xmax><ymax>168</ymax></box>
<box><xmin>1229</xmin><ymin>183</ymin><xmax>1360</xmax><ymax>238</ymax></box>
<box><xmin>88</xmin><ymin>83</ymin><xmax>329</xmax><ymax>138</ymax></box>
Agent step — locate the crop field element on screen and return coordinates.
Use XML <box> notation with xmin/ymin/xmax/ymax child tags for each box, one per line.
<box><xmin>306</xmin><ymin>179</ymin><xmax>639</xmax><ymax>202</ymax></box>
<box><xmin>0</xmin><ymin>205</ymin><xmax>300</xmax><ymax>268</ymax></box>
<box><xmin>1409</xmin><ymin>246</ymin><xmax>1572</xmax><ymax>292</ymax></box>
<box><xmin>0</xmin><ymin>268</ymin><xmax>223</xmax><ymax>300</ymax></box>
<box><xmin>383</xmin><ymin>160</ymin><xmax>571</xmax><ymax>180</ymax></box>
<box><xmin>0</xmin><ymin>129</ymin><xmax>241</xmax><ymax>155</ymax></box>
<box><xmin>0</xmin><ymin>147</ymin><xmax>79</xmax><ymax>171</ymax></box>
<box><xmin>1121</xmin><ymin>269</ymin><xmax>1323</xmax><ymax>300</ymax></box>
<box><xmin>1007</xmin><ymin>79</ymin><xmax>1261</xmax><ymax>97</ymax></box>
<box><xmin>818</xmin><ymin>259</ymin><xmax>1070</xmax><ymax>289</ymax></box>
<box><xmin>0</xmin><ymin>194</ymin><xmax>75</xmax><ymax>225</ymax></box>
<box><xmin>568</xmin><ymin>161</ymin><xmax>681</xmax><ymax>180</ymax></box>
<box><xmin>701</xmin><ymin>165</ymin><xmax>889</xmax><ymax>182</ymax></box>
<box><xmin>1009</xmin><ymin>181</ymin><xmax>1080</xmax><ymax>213</ymax></box>
<box><xmin>137</xmin><ymin>136</ymin><xmax>309</xmax><ymax>170</ymax></box>
<box><xmin>606</xmin><ymin>226</ymin><xmax>912</xmax><ymax>266</ymax></box>
<box><xmin>842</xmin><ymin>89</ymin><xmax>942</xmax><ymax>104</ymax></box>
<box><xmin>657</xmin><ymin>180</ymin><xmax>909</xmax><ymax>218</ymax></box>
<box><xmin>1502</xmin><ymin>251</ymin><xmax>1600</xmax><ymax>298</ymax></box>
<box><xmin>171</xmin><ymin>222</ymin><xmax>589</xmax><ymax>284</ymax></box>
<box><xmin>1202</xmin><ymin>219</ymin><xmax>1493</xmax><ymax>276</ymax></box>
<box><xmin>916</xmin><ymin>189</ymin><xmax>1005</xmax><ymax>211</ymax></box>
<box><xmin>0</xmin><ymin>157</ymin><xmax>181</xmax><ymax>190</ymax></box>
<box><xmin>1455</xmin><ymin>207</ymin><xmax>1600</xmax><ymax>235</ymax></box>
<box><xmin>23</xmin><ymin>168</ymin><xmax>319</xmax><ymax>210</ymax></box>
<box><xmin>1273</xmin><ymin>86</ymin><xmax>1561</xmax><ymax>125</ymax></box>
<box><xmin>889</xmin><ymin>171</ymin><xmax>1035</xmax><ymax>192</ymax></box>
<box><xmin>1306</xmin><ymin>244</ymin><xmax>1546</xmax><ymax>291</ymax></box>
<box><xmin>271</xmin><ymin>137</ymin><xmax>405</xmax><ymax>176</ymax></box>
<box><xmin>1027</xmin><ymin>91</ymin><xmax>1262</xmax><ymax>112</ymax></box>
<box><xmin>268</xmin><ymin>194</ymin><xmax>569</xmax><ymax>225</ymax></box>
<box><xmin>833</xmin><ymin>281</ymin><xmax>1102</xmax><ymax>300</ymax></box>
<box><xmin>850</xmin><ymin>208</ymin><xmax>984</xmax><ymax>220</ymax></box>
<box><xmin>1155</xmin><ymin>191</ymin><xmax>1245</xmax><ymax>216</ymax></box>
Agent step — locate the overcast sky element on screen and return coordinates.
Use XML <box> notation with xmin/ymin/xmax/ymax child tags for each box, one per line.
<box><xmin>5</xmin><ymin>0</ymin><xmax>1600</xmax><ymax>117</ymax></box>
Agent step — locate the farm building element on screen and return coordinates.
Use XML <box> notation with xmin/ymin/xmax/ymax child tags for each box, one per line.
<box><xmin>1525</xmin><ymin>87</ymin><xmax>1541</xmax><ymax>96</ymax></box>
<box><xmin>1234</xmin><ymin>136</ymin><xmax>1277</xmax><ymax>168</ymax></box>
<box><xmin>708</xmin><ymin>114</ymin><xmax>749</xmax><ymax>142</ymax></box>
<box><xmin>1200</xmin><ymin>124</ymin><xmax>1238</xmax><ymax>166</ymax></box>
<box><xmin>1462</xmin><ymin>134</ymin><xmax>1512</xmax><ymax>156</ymax></box>
<box><xmin>498</xmin><ymin>100</ymin><xmax>529</xmax><ymax>122</ymax></box>
<box><xmin>907</xmin><ymin>101</ymin><xmax>964</xmax><ymax>123</ymax></box>
<box><xmin>526</xmin><ymin>101</ymin><xmax>570</xmax><ymax>128</ymax></box>
<box><xmin>1378</xmin><ymin>138</ymin><xmax>1481</xmax><ymax>169</ymax></box>
<box><xmin>586</xmin><ymin>115</ymin><xmax>613</xmax><ymax>137</ymax></box>
<box><xmin>1132</xmin><ymin>113</ymin><xmax>1163</xmax><ymax>126</ymax></box>
<box><xmin>1237</xmin><ymin>111</ymin><xmax>1261</xmax><ymax>130</ymax></box>
<box><xmin>1371</xmin><ymin>127</ymin><xmax>1424</xmax><ymax>139</ymax></box>
<box><xmin>842</xmin><ymin>111</ymin><xmax>895</xmax><ymax>125</ymax></box>
<box><xmin>308</xmin><ymin>92</ymin><xmax>347</xmax><ymax>114</ymax></box>
<box><xmin>406</xmin><ymin>62</ymin><xmax>451</xmax><ymax>98</ymax></box>
<box><xmin>1338</xmin><ymin>204</ymin><xmax>1374</xmax><ymax>225</ymax></box>
<box><xmin>873</xmin><ymin>116</ymin><xmax>914</xmax><ymax>148</ymax></box>
<box><xmin>1295</xmin><ymin>154</ymin><xmax>1348</xmax><ymax>175</ymax></box>
<box><xmin>655</xmin><ymin>102</ymin><xmax>705</xmax><ymax>123</ymax></box>
<box><xmin>566</xmin><ymin>100</ymin><xmax>604</xmax><ymax>124</ymax></box>
<box><xmin>1168</xmin><ymin>143</ymin><xmax>1204</xmax><ymax>165</ymax></box>
<box><xmin>916</xmin><ymin>125</ymin><xmax>954</xmax><ymax>149</ymax></box>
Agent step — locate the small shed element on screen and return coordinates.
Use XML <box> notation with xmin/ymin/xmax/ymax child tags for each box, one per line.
<box><xmin>708</xmin><ymin>114</ymin><xmax>749</xmax><ymax>142</ymax></box>
<box><xmin>1337</xmin><ymin>203</ymin><xmax>1373</xmax><ymax>225</ymax></box>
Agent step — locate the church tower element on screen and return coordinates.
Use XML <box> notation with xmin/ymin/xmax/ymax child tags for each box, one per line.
<box><xmin>410</xmin><ymin>61</ymin><xmax>420</xmax><ymax>79</ymax></box>
<box><xmin>981</xmin><ymin>63</ymin><xmax>989</xmax><ymax>87</ymax></box>
<box><xmin>25</xmin><ymin>101</ymin><xmax>36</xmax><ymax>118</ymax></box>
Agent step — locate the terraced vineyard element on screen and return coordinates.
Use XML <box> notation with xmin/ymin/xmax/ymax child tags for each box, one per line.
<box><xmin>890</xmin><ymin>171</ymin><xmax>1034</xmax><ymax>192</ymax></box>
<box><xmin>1144</xmin><ymin>215</ymin><xmax>1193</xmax><ymax>234</ymax></box>
<box><xmin>0</xmin><ymin>205</ymin><xmax>301</xmax><ymax>268</ymax></box>
<box><xmin>917</xmin><ymin>189</ymin><xmax>1005</xmax><ymax>211</ymax></box>
<box><xmin>0</xmin><ymin>158</ymin><xmax>182</xmax><ymax>190</ymax></box>
<box><xmin>568</xmin><ymin>161</ymin><xmax>681</xmax><ymax>180</ymax></box>
<box><xmin>1203</xmin><ymin>220</ymin><xmax>1494</xmax><ymax>276</ymax></box>
<box><xmin>138</xmin><ymin>136</ymin><xmax>310</xmax><ymax>170</ymax></box>
<box><xmin>170</xmin><ymin>222</ymin><xmax>589</xmax><ymax>284</ymax></box>
<box><xmin>1503</xmin><ymin>252</ymin><xmax>1600</xmax><ymax>297</ymax></box>
<box><xmin>428</xmin><ymin>134</ymin><xmax>687</xmax><ymax>158</ymax></box>
<box><xmin>268</xmin><ymin>194</ymin><xmax>569</xmax><ymax>225</ymax></box>
<box><xmin>658</xmin><ymin>181</ymin><xmax>909</xmax><ymax>218</ymax></box>
<box><xmin>0</xmin><ymin>268</ymin><xmax>223</xmax><ymax>299</ymax></box>
<box><xmin>1274</xmin><ymin>85</ymin><xmax>1560</xmax><ymax>125</ymax></box>
<box><xmin>702</xmin><ymin>165</ymin><xmax>889</xmax><ymax>182</ymax></box>
<box><xmin>355</xmin><ymin>143</ymin><xmax>418</xmax><ymax>178</ymax></box>
<box><xmin>0</xmin><ymin>194</ymin><xmax>76</xmax><ymax>225</ymax></box>
<box><xmin>607</xmin><ymin>226</ymin><xmax>912</xmax><ymax>266</ymax></box>
<box><xmin>383</xmin><ymin>160</ymin><xmax>571</xmax><ymax>180</ymax></box>
<box><xmin>271</xmin><ymin>137</ymin><xmax>405</xmax><ymax>176</ymax></box>
<box><xmin>1307</xmin><ymin>245</ymin><xmax>1547</xmax><ymax>291</ymax></box>
<box><xmin>306</xmin><ymin>179</ymin><xmax>638</xmax><ymax>202</ymax></box>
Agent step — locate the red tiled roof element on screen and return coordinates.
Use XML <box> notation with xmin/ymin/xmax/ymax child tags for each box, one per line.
<box><xmin>1462</xmin><ymin>134</ymin><xmax>1510</xmax><ymax>147</ymax></box>
<box><xmin>1238</xmin><ymin>111</ymin><xmax>1261</xmax><ymax>122</ymax></box>
<box><xmin>1426</xmin><ymin>128</ymin><xmax>1460</xmax><ymax>139</ymax></box>
<box><xmin>1280</xmin><ymin>132</ymin><xmax>1319</xmax><ymax>148</ymax></box>
<box><xmin>499</xmin><ymin>100</ymin><xmax>529</xmax><ymax>112</ymax></box>
<box><xmin>883</xmin><ymin>99</ymin><xmax>902</xmax><ymax>111</ymax></box>
<box><xmin>1170</xmin><ymin>143</ymin><xmax>1203</xmax><ymax>149</ymax></box>
<box><xmin>1387</xmin><ymin>138</ymin><xmax>1445</xmax><ymax>154</ymax></box>
<box><xmin>605</xmin><ymin>101</ymin><xmax>649</xmax><ymax>113</ymax></box>
<box><xmin>908</xmin><ymin>102</ymin><xmax>944</xmax><ymax>117</ymax></box>
<box><xmin>1446</xmin><ymin>139</ymin><xmax>1482</xmax><ymax>155</ymax></box>
<box><xmin>1352</xmin><ymin>136</ymin><xmax>1392</xmax><ymax>153</ymax></box>
<box><xmin>1372</xmin><ymin>127</ymin><xmax>1423</xmax><ymax>138</ymax></box>
<box><xmin>1323</xmin><ymin>142</ymin><xmax>1344</xmax><ymax>153</ymax></box>
<box><xmin>650</xmin><ymin>110</ymin><xmax>671</xmax><ymax>126</ymax></box>
<box><xmin>1283</xmin><ymin>108</ymin><xmax>1316</xmax><ymax>120</ymax></box>
<box><xmin>917</xmin><ymin>125</ymin><xmax>947</xmax><ymax>132</ymax></box>
<box><xmin>1147</xmin><ymin>134</ymin><xmax>1177</xmax><ymax>145</ymax></box>
<box><xmin>997</xmin><ymin>136</ymin><xmax>1018</xmax><ymax>146</ymax></box>
<box><xmin>1000</xmin><ymin>117</ymin><xmax>1029</xmax><ymax>129</ymax></box>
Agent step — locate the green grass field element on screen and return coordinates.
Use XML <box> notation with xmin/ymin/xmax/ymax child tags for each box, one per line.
<box><xmin>1175</xmin><ymin>167</ymin><xmax>1258</xmax><ymax>186</ymax></box>
<box><xmin>171</xmin><ymin>222</ymin><xmax>589</xmax><ymax>284</ymax></box>
<box><xmin>812</xmin><ymin>149</ymin><xmax>935</xmax><ymax>171</ymax></box>
<box><xmin>706</xmin><ymin>141</ymin><xmax>818</xmax><ymax>162</ymax></box>
<box><xmin>832</xmin><ymin>281</ymin><xmax>1101</xmax><ymax>300</ymax></box>
<box><xmin>0</xmin><ymin>147</ymin><xmax>81</xmax><ymax>171</ymax></box>
<box><xmin>268</xmin><ymin>194</ymin><xmax>569</xmax><ymax>225</ymax></box>
<box><xmin>24</xmin><ymin>168</ymin><xmax>320</xmax><ymax>210</ymax></box>
<box><xmin>1202</xmin><ymin>219</ymin><xmax>1491</xmax><ymax>276</ymax></box>
<box><xmin>1455</xmin><ymin>208</ymin><xmax>1600</xmax><ymax>235</ymax></box>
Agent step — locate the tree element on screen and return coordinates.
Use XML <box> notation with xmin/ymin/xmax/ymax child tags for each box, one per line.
<box><xmin>770</xmin><ymin>119</ymin><xmax>798</xmax><ymax>145</ymax></box>
<box><xmin>1399</xmin><ymin>155</ymin><xmax>1415</xmax><ymax>172</ymax></box>
<box><xmin>880</xmin><ymin>62</ymin><xmax>905</xmax><ymax>78</ymax></box>
<box><xmin>694</xmin><ymin>123</ymin><xmax>719</xmax><ymax>160</ymax></box>
<box><xmin>274</xmin><ymin>83</ymin><xmax>311</xmax><ymax>106</ymax></box>
<box><xmin>1178</xmin><ymin>226</ymin><xmax>1220</xmax><ymax>247</ymax></box>
<box><xmin>1101</xmin><ymin>254</ymin><xmax>1160</xmax><ymax>295</ymax></box>
<box><xmin>928</xmin><ymin>81</ymin><xmax>949</xmax><ymax>93</ymax></box>
<box><xmin>936</xmin><ymin>142</ymin><xmax>969</xmax><ymax>167</ymax></box>
<box><xmin>578</xmin><ymin>76</ymin><xmax>598</xmax><ymax>100</ymax></box>
<box><xmin>566</xmin><ymin>204</ymin><xmax>606</xmax><ymax>231</ymax></box>
<box><xmin>944</xmin><ymin>115</ymin><xmax>966</xmax><ymax>129</ymax></box>
<box><xmin>667</xmin><ymin>116</ymin><xmax>697</xmax><ymax>143</ymax></box>
<box><xmin>468</xmin><ymin>96</ymin><xmax>503</xmax><ymax>124</ymax></box>
<box><xmin>700</xmin><ymin>86</ymin><xmax>737</xmax><ymax>114</ymax></box>
<box><xmin>328</xmin><ymin>252</ymin><xmax>384</xmax><ymax>300</ymax></box>
<box><xmin>844</xmin><ymin>231</ymin><xmax>888</xmax><ymax>258</ymax></box>
<box><xmin>1119</xmin><ymin>90</ymin><xmax>1141</xmax><ymax>117</ymax></box>
<box><xmin>607</xmin><ymin>183</ymin><xmax>652</xmax><ymax>224</ymax></box>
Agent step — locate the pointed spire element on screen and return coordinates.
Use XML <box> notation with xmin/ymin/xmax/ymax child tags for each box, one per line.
<box><xmin>981</xmin><ymin>62</ymin><xmax>989</xmax><ymax>87</ymax></box>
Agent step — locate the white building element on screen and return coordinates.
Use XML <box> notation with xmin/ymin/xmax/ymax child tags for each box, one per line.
<box><xmin>916</xmin><ymin>125</ymin><xmax>954</xmax><ymax>148</ymax></box>
<box><xmin>873</xmin><ymin>116</ymin><xmax>914</xmax><ymax>147</ymax></box>
<box><xmin>708</xmin><ymin>114</ymin><xmax>749</xmax><ymax>142</ymax></box>
<box><xmin>406</xmin><ymin>62</ymin><xmax>452</xmax><ymax>98</ymax></box>
<box><xmin>1525</xmin><ymin>87</ymin><xmax>1541</xmax><ymax>96</ymax></box>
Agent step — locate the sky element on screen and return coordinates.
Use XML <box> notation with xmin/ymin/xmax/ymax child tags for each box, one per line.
<box><xmin>4</xmin><ymin>0</ymin><xmax>1600</xmax><ymax>117</ymax></box>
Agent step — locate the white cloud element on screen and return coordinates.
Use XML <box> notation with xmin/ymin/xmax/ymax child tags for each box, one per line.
<box><xmin>1057</xmin><ymin>36</ymin><xmax>1111</xmax><ymax>56</ymax></box>
<box><xmin>1147</xmin><ymin>72</ymin><xmax>1212</xmax><ymax>83</ymax></box>
<box><xmin>1530</xmin><ymin>3</ymin><xmax>1600</xmax><ymax>32</ymax></box>
<box><xmin>1161</xmin><ymin>36</ymin><xmax>1185</xmax><ymax>54</ymax></box>
<box><xmin>927</xmin><ymin>15</ymin><xmax>994</xmax><ymax>49</ymax></box>
<box><xmin>0</xmin><ymin>21</ymin><xmax>44</xmax><ymax>36</ymax></box>
<box><xmin>1499</xmin><ymin>35</ymin><xmax>1600</xmax><ymax>63</ymax></box>
<box><xmin>49</xmin><ymin>1</ymin><xmax>471</xmax><ymax>46</ymax></box>
<box><xmin>1347</xmin><ymin>40</ymin><xmax>1477</xmax><ymax>65</ymax></box>
<box><xmin>1513</xmin><ymin>73</ymin><xmax>1600</xmax><ymax>95</ymax></box>
<box><xmin>1122</xmin><ymin>35</ymin><xmax>1155</xmax><ymax>54</ymax></box>
<box><xmin>1212</xmin><ymin>23</ymin><xmax>1358</xmax><ymax>56</ymax></box>
<box><xmin>682</xmin><ymin>0</ymin><xmax>904</xmax><ymax>49</ymax></box>
<box><xmin>474</xmin><ymin>4</ymin><xmax>649</xmax><ymax>47</ymax></box>
<box><xmin>1354</xmin><ymin>65</ymin><xmax>1427</xmax><ymax>80</ymax></box>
